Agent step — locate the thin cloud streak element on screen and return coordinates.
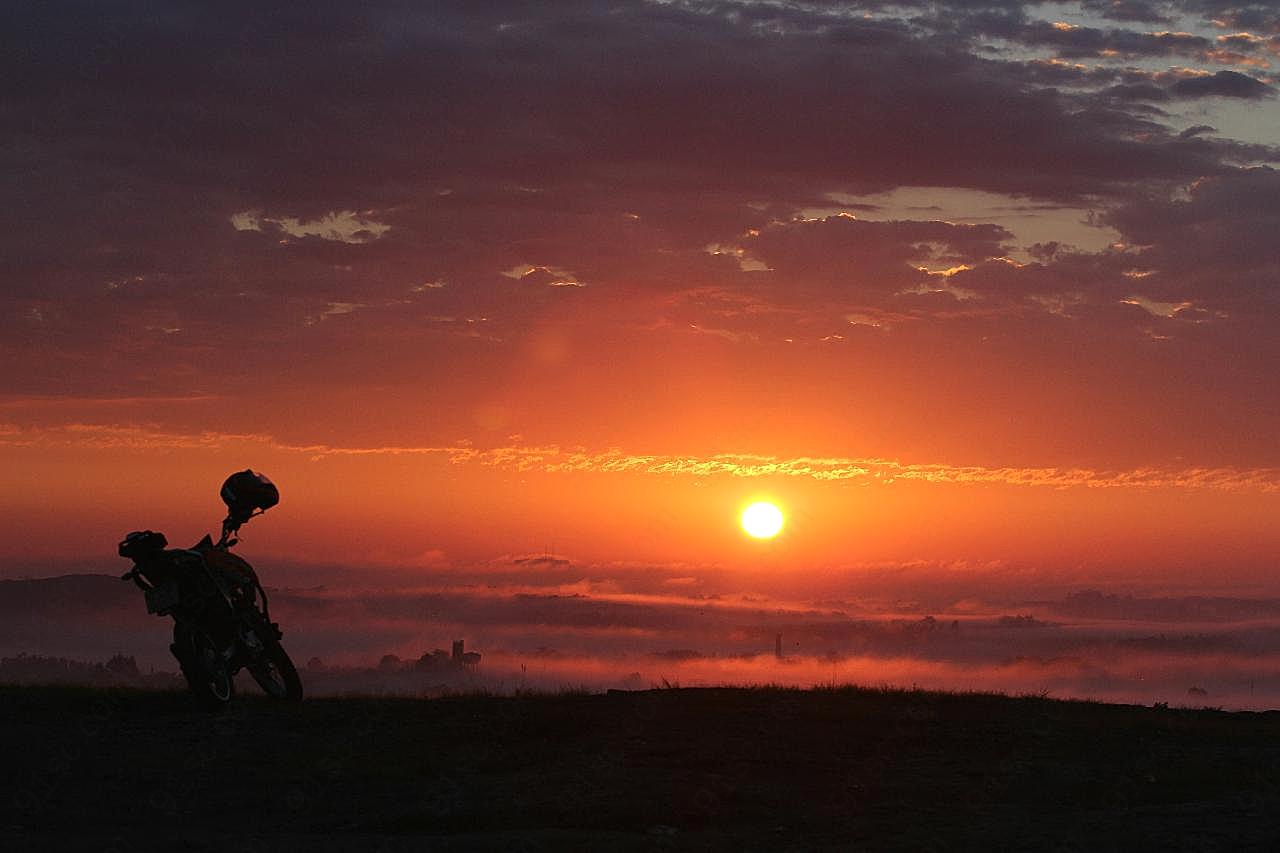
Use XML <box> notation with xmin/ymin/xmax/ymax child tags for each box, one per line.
<box><xmin>4</xmin><ymin>423</ymin><xmax>1277</xmax><ymax>493</ymax></box>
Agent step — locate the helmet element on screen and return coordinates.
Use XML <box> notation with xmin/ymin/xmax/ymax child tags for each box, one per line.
<box><xmin>220</xmin><ymin>470</ymin><xmax>279</xmax><ymax>526</ymax></box>
<box><xmin>118</xmin><ymin>529</ymin><xmax>167</xmax><ymax>561</ymax></box>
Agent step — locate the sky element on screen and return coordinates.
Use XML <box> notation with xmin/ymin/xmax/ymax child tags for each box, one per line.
<box><xmin>3</xmin><ymin>1</ymin><xmax>1280</xmax><ymax>696</ymax></box>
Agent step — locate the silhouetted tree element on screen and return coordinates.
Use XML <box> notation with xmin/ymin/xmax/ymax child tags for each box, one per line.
<box><xmin>105</xmin><ymin>654</ymin><xmax>139</xmax><ymax>677</ymax></box>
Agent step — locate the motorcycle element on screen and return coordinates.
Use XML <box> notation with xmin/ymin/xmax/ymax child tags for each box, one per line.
<box><xmin>118</xmin><ymin>470</ymin><xmax>303</xmax><ymax>706</ymax></box>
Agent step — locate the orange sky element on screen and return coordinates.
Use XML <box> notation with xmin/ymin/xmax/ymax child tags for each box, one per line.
<box><xmin>4</xmin><ymin>415</ymin><xmax>1278</xmax><ymax>598</ymax></box>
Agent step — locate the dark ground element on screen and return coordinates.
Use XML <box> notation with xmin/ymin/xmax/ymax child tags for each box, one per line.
<box><xmin>4</xmin><ymin>684</ymin><xmax>1280</xmax><ymax>852</ymax></box>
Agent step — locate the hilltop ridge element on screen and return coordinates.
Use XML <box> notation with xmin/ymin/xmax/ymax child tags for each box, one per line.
<box><xmin>5</xmin><ymin>684</ymin><xmax>1280</xmax><ymax>851</ymax></box>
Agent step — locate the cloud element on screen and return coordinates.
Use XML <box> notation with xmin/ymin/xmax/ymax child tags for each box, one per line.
<box><xmin>740</xmin><ymin>215</ymin><xmax>1013</xmax><ymax>298</ymax></box>
<box><xmin>1170</xmin><ymin>68</ymin><xmax>1275</xmax><ymax>97</ymax></box>
<box><xmin>1015</xmin><ymin>21</ymin><xmax>1212</xmax><ymax>59</ymax></box>
<box><xmin>230</xmin><ymin>209</ymin><xmax>392</xmax><ymax>243</ymax></box>
<box><xmin>1193</xmin><ymin>3</ymin><xmax>1280</xmax><ymax>35</ymax></box>
<box><xmin>1100</xmin><ymin>67</ymin><xmax>1274</xmax><ymax>100</ymax></box>
<box><xmin>1101</xmin><ymin>166</ymin><xmax>1280</xmax><ymax>308</ymax></box>
<box><xmin>3</xmin><ymin>423</ymin><xmax>1277</xmax><ymax>493</ymax></box>
<box><xmin>1081</xmin><ymin>0</ymin><xmax>1173</xmax><ymax>24</ymax></box>
<box><xmin>502</xmin><ymin>264</ymin><xmax>586</xmax><ymax>288</ymax></box>
<box><xmin>1</xmin><ymin>0</ymin><xmax>1278</xmax><ymax>474</ymax></box>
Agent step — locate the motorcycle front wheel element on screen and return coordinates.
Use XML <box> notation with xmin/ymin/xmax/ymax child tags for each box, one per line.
<box><xmin>173</xmin><ymin>623</ymin><xmax>234</xmax><ymax>708</ymax></box>
<box><xmin>249</xmin><ymin>639</ymin><xmax>304</xmax><ymax>702</ymax></box>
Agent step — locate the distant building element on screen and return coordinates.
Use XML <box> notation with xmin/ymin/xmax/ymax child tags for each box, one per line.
<box><xmin>414</xmin><ymin>640</ymin><xmax>480</xmax><ymax>672</ymax></box>
<box><xmin>453</xmin><ymin>639</ymin><xmax>481</xmax><ymax>669</ymax></box>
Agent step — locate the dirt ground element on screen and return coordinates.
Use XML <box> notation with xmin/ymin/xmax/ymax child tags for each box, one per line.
<box><xmin>4</xmin><ymin>684</ymin><xmax>1280</xmax><ymax>851</ymax></box>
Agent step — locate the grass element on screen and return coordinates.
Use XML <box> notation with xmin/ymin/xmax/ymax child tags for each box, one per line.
<box><xmin>4</xmin><ymin>683</ymin><xmax>1280</xmax><ymax>851</ymax></box>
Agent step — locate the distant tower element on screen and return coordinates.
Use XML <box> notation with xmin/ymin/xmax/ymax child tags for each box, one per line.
<box><xmin>452</xmin><ymin>639</ymin><xmax>464</xmax><ymax>663</ymax></box>
<box><xmin>775</xmin><ymin>633</ymin><xmax>783</xmax><ymax>659</ymax></box>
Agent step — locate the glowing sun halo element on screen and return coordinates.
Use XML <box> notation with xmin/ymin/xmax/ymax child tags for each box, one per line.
<box><xmin>741</xmin><ymin>501</ymin><xmax>784</xmax><ymax>539</ymax></box>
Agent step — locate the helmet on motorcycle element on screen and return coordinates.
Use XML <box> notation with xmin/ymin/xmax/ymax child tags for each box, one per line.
<box><xmin>220</xmin><ymin>470</ymin><xmax>279</xmax><ymax>526</ymax></box>
<box><xmin>118</xmin><ymin>529</ymin><xmax>167</xmax><ymax>560</ymax></box>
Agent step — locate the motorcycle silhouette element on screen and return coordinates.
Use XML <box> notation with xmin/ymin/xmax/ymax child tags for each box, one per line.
<box><xmin>118</xmin><ymin>470</ymin><xmax>302</xmax><ymax>706</ymax></box>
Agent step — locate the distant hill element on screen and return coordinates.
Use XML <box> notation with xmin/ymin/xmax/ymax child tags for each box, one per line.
<box><xmin>0</xmin><ymin>574</ymin><xmax>135</xmax><ymax>617</ymax></box>
<box><xmin>0</xmin><ymin>575</ymin><xmax>161</xmax><ymax>665</ymax></box>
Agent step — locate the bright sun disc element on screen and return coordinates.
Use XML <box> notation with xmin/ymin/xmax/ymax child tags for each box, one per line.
<box><xmin>741</xmin><ymin>501</ymin><xmax>784</xmax><ymax>539</ymax></box>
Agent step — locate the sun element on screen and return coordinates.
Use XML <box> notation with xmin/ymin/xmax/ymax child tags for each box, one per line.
<box><xmin>741</xmin><ymin>501</ymin><xmax>784</xmax><ymax>539</ymax></box>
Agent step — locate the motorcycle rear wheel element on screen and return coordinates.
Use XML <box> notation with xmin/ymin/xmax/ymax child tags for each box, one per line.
<box><xmin>250</xmin><ymin>640</ymin><xmax>304</xmax><ymax>701</ymax></box>
<box><xmin>173</xmin><ymin>623</ymin><xmax>234</xmax><ymax>708</ymax></box>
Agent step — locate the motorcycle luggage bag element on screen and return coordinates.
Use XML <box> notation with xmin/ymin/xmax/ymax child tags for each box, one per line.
<box><xmin>204</xmin><ymin>548</ymin><xmax>259</xmax><ymax>588</ymax></box>
<box><xmin>119</xmin><ymin>530</ymin><xmax>168</xmax><ymax>560</ymax></box>
<box><xmin>145</xmin><ymin>581</ymin><xmax>182</xmax><ymax>615</ymax></box>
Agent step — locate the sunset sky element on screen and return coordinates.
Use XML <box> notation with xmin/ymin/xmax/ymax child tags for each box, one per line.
<box><xmin>4</xmin><ymin>0</ymin><xmax>1280</xmax><ymax>621</ymax></box>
